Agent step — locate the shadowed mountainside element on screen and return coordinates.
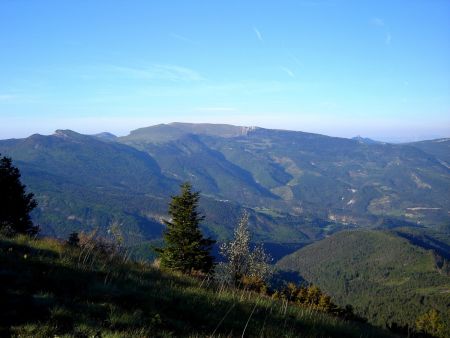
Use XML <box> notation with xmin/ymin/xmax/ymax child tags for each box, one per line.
<box><xmin>276</xmin><ymin>230</ymin><xmax>450</xmax><ymax>331</ymax></box>
<box><xmin>0</xmin><ymin>123</ymin><xmax>449</xmax><ymax>247</ymax></box>
<box><xmin>0</xmin><ymin>235</ymin><xmax>394</xmax><ymax>338</ymax></box>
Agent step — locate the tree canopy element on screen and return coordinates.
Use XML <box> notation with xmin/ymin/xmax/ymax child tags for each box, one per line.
<box><xmin>0</xmin><ymin>154</ymin><xmax>38</xmax><ymax>235</ymax></box>
<box><xmin>156</xmin><ymin>182</ymin><xmax>215</xmax><ymax>274</ymax></box>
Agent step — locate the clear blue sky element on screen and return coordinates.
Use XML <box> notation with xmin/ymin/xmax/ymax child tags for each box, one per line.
<box><xmin>1</xmin><ymin>0</ymin><xmax>449</xmax><ymax>141</ymax></box>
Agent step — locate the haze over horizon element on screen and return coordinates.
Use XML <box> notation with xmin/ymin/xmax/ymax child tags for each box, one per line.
<box><xmin>1</xmin><ymin>121</ymin><xmax>449</xmax><ymax>144</ymax></box>
<box><xmin>1</xmin><ymin>1</ymin><xmax>449</xmax><ymax>142</ymax></box>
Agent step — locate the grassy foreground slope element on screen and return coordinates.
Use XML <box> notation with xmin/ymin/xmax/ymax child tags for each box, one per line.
<box><xmin>0</xmin><ymin>235</ymin><xmax>392</xmax><ymax>338</ymax></box>
<box><xmin>276</xmin><ymin>230</ymin><xmax>450</xmax><ymax>331</ymax></box>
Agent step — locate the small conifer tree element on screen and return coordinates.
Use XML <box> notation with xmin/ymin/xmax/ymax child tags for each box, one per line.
<box><xmin>67</xmin><ymin>232</ymin><xmax>80</xmax><ymax>247</ymax></box>
<box><xmin>156</xmin><ymin>182</ymin><xmax>215</xmax><ymax>274</ymax></box>
<box><xmin>0</xmin><ymin>154</ymin><xmax>38</xmax><ymax>236</ymax></box>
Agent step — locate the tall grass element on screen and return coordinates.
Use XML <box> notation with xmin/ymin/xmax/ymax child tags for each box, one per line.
<box><xmin>0</xmin><ymin>235</ymin><xmax>394</xmax><ymax>337</ymax></box>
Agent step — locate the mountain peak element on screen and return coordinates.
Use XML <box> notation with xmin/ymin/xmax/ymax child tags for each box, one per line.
<box><xmin>92</xmin><ymin>132</ymin><xmax>118</xmax><ymax>142</ymax></box>
<box><xmin>168</xmin><ymin>122</ymin><xmax>259</xmax><ymax>137</ymax></box>
<box><xmin>432</xmin><ymin>138</ymin><xmax>450</xmax><ymax>143</ymax></box>
<box><xmin>53</xmin><ymin>129</ymin><xmax>94</xmax><ymax>142</ymax></box>
<box><xmin>352</xmin><ymin>135</ymin><xmax>383</xmax><ymax>145</ymax></box>
<box><xmin>54</xmin><ymin>129</ymin><xmax>80</xmax><ymax>137</ymax></box>
<box><xmin>122</xmin><ymin>122</ymin><xmax>259</xmax><ymax>144</ymax></box>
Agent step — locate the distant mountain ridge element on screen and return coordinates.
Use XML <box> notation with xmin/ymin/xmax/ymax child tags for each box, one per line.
<box><xmin>0</xmin><ymin>123</ymin><xmax>449</xmax><ymax>247</ymax></box>
<box><xmin>121</xmin><ymin>122</ymin><xmax>258</xmax><ymax>144</ymax></box>
<box><xmin>351</xmin><ymin>135</ymin><xmax>384</xmax><ymax>145</ymax></box>
<box><xmin>92</xmin><ymin>132</ymin><xmax>118</xmax><ymax>142</ymax></box>
<box><xmin>408</xmin><ymin>137</ymin><xmax>450</xmax><ymax>165</ymax></box>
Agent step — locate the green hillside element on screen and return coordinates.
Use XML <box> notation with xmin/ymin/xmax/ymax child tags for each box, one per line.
<box><xmin>121</xmin><ymin>122</ymin><xmax>252</xmax><ymax>144</ymax></box>
<box><xmin>1</xmin><ymin>123</ymin><xmax>449</xmax><ymax>249</ymax></box>
<box><xmin>409</xmin><ymin>138</ymin><xmax>450</xmax><ymax>164</ymax></box>
<box><xmin>0</xmin><ymin>128</ymin><xmax>351</xmax><ymax>245</ymax></box>
<box><xmin>0</xmin><ymin>130</ymin><xmax>177</xmax><ymax>242</ymax></box>
<box><xmin>123</xmin><ymin>133</ymin><xmax>276</xmax><ymax>205</ymax></box>
<box><xmin>276</xmin><ymin>230</ymin><xmax>450</xmax><ymax>332</ymax></box>
<box><xmin>201</xmin><ymin>127</ymin><xmax>450</xmax><ymax>227</ymax></box>
<box><xmin>0</xmin><ymin>234</ymin><xmax>392</xmax><ymax>338</ymax></box>
<box><xmin>121</xmin><ymin>123</ymin><xmax>450</xmax><ymax>229</ymax></box>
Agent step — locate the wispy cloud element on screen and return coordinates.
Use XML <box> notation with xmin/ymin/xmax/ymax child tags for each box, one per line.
<box><xmin>370</xmin><ymin>17</ymin><xmax>385</xmax><ymax>27</ymax></box>
<box><xmin>107</xmin><ymin>64</ymin><xmax>205</xmax><ymax>82</ymax></box>
<box><xmin>38</xmin><ymin>63</ymin><xmax>205</xmax><ymax>83</ymax></box>
<box><xmin>370</xmin><ymin>17</ymin><xmax>392</xmax><ymax>45</ymax></box>
<box><xmin>280</xmin><ymin>66</ymin><xmax>295</xmax><ymax>78</ymax></box>
<box><xmin>131</xmin><ymin>80</ymin><xmax>306</xmax><ymax>99</ymax></box>
<box><xmin>385</xmin><ymin>32</ymin><xmax>392</xmax><ymax>45</ymax></box>
<box><xmin>253</xmin><ymin>27</ymin><xmax>264</xmax><ymax>42</ymax></box>
<box><xmin>170</xmin><ymin>33</ymin><xmax>197</xmax><ymax>45</ymax></box>
<box><xmin>195</xmin><ymin>107</ymin><xmax>237</xmax><ymax>112</ymax></box>
<box><xmin>289</xmin><ymin>53</ymin><xmax>303</xmax><ymax>67</ymax></box>
<box><xmin>0</xmin><ymin>94</ymin><xmax>17</xmax><ymax>101</ymax></box>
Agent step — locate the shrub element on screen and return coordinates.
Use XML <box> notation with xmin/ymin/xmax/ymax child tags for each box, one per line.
<box><xmin>218</xmin><ymin>212</ymin><xmax>272</xmax><ymax>289</ymax></box>
<box><xmin>415</xmin><ymin>309</ymin><xmax>446</xmax><ymax>338</ymax></box>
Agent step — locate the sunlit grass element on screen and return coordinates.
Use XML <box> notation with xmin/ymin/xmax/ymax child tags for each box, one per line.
<box><xmin>1</xmin><ymin>235</ymin><xmax>393</xmax><ymax>337</ymax></box>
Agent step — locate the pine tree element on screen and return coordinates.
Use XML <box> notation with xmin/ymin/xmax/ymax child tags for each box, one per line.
<box><xmin>0</xmin><ymin>154</ymin><xmax>38</xmax><ymax>236</ymax></box>
<box><xmin>156</xmin><ymin>182</ymin><xmax>215</xmax><ymax>274</ymax></box>
<box><xmin>67</xmin><ymin>232</ymin><xmax>80</xmax><ymax>247</ymax></box>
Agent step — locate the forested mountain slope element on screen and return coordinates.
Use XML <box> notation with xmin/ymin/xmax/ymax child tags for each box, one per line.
<box><xmin>276</xmin><ymin>230</ymin><xmax>450</xmax><ymax>331</ymax></box>
<box><xmin>1</xmin><ymin>123</ymin><xmax>449</xmax><ymax>248</ymax></box>
<box><xmin>0</xmin><ymin>130</ymin><xmax>175</xmax><ymax>241</ymax></box>
<box><xmin>121</xmin><ymin>123</ymin><xmax>450</xmax><ymax>229</ymax></box>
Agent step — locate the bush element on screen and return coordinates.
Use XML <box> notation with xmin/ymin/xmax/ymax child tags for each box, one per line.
<box><xmin>415</xmin><ymin>309</ymin><xmax>447</xmax><ymax>338</ymax></box>
<box><xmin>272</xmin><ymin>282</ymin><xmax>367</xmax><ymax>322</ymax></box>
<box><xmin>218</xmin><ymin>212</ymin><xmax>272</xmax><ymax>289</ymax></box>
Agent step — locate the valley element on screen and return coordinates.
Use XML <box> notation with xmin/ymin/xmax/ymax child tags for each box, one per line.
<box><xmin>1</xmin><ymin>123</ymin><xmax>449</xmax><ymax>333</ymax></box>
<box><xmin>1</xmin><ymin>123</ymin><xmax>448</xmax><ymax>246</ymax></box>
<box><xmin>276</xmin><ymin>230</ymin><xmax>450</xmax><ymax>332</ymax></box>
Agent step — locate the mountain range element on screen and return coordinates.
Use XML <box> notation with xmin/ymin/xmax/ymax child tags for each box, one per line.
<box><xmin>2</xmin><ymin>122</ymin><xmax>449</xmax><ymax>331</ymax></box>
<box><xmin>0</xmin><ymin>122</ymin><xmax>449</xmax><ymax>247</ymax></box>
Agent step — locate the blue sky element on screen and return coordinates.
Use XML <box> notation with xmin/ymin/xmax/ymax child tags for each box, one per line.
<box><xmin>1</xmin><ymin>0</ymin><xmax>449</xmax><ymax>141</ymax></box>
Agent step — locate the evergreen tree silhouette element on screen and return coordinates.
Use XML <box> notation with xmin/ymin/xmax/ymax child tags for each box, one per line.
<box><xmin>156</xmin><ymin>182</ymin><xmax>215</xmax><ymax>274</ymax></box>
<box><xmin>0</xmin><ymin>154</ymin><xmax>38</xmax><ymax>235</ymax></box>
